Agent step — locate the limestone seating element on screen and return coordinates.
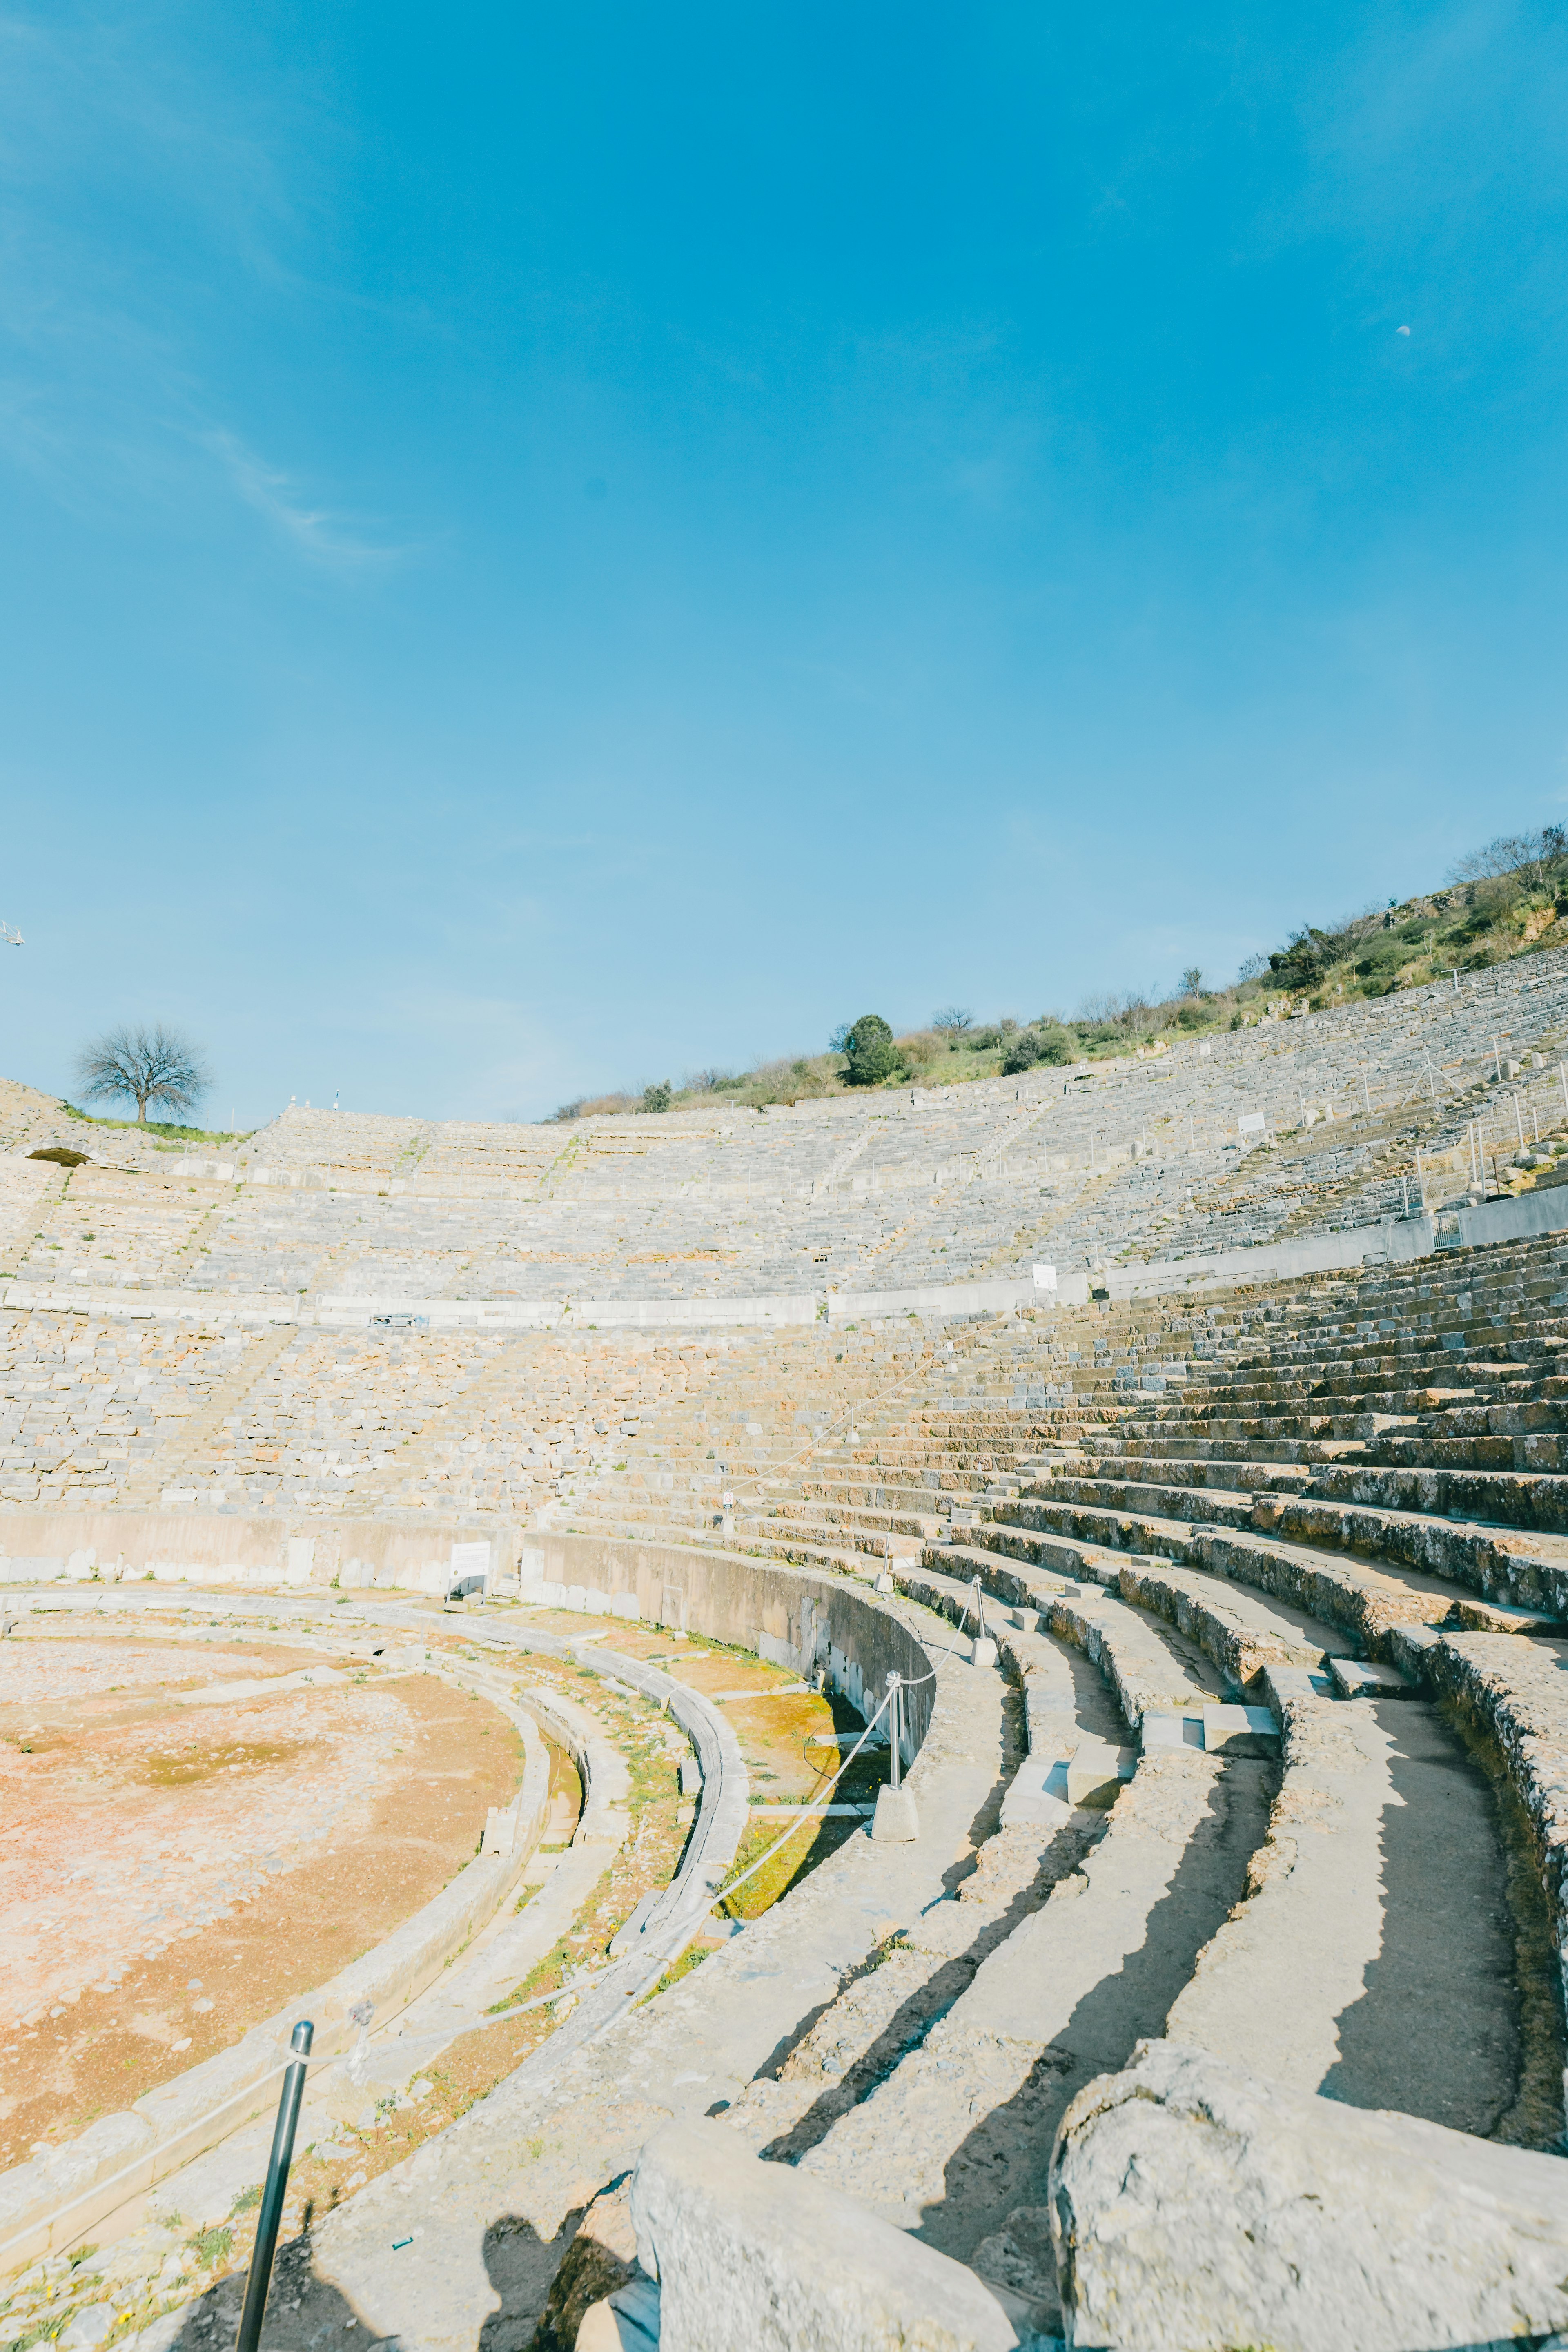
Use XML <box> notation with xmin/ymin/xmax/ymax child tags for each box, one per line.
<box><xmin>12</xmin><ymin>1251</ymin><xmax>1564</xmax><ymax>2352</ymax></box>
<box><xmin>778</xmin><ymin>1576</ymin><xmax>1254</xmax><ymax>2340</ymax></box>
<box><xmin>22</xmin><ymin>1013</ymin><xmax>1568</xmax><ymax>2344</ymax></box>
<box><xmin>713</xmin><ymin>1584</ymin><xmax>1160</xmax><ymax>2336</ymax></box>
<box><xmin>195</xmin><ymin>1580</ymin><xmax>1028</xmax><ymax>2352</ymax></box>
<box><xmin>12</xmin><ymin>940</ymin><xmax>1568</xmax><ymax>1327</ymax></box>
<box><xmin>541</xmin><ymin>1242</ymin><xmax>1568</xmax><ymax>2325</ymax></box>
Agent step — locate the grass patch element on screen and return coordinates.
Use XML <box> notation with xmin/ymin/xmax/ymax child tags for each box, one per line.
<box><xmin>636</xmin><ymin>1942</ymin><xmax>712</xmax><ymax>2004</ymax></box>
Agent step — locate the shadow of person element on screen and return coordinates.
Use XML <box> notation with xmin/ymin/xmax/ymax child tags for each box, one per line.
<box><xmin>152</xmin><ymin>2191</ymin><xmax>613</xmax><ymax>2352</ymax></box>
<box><xmin>479</xmin><ymin>2203</ymin><xmax>597</xmax><ymax>2352</ymax></box>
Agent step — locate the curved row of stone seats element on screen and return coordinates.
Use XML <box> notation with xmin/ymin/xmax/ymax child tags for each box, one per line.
<box><xmin>1031</xmin><ymin>1231</ymin><xmax>1568</xmax><ymax>1616</ymax></box>
<box><xmin>7</xmin><ymin>938</ymin><xmax>1558</xmax><ymax>1318</ymax></box>
<box><xmin>144</xmin><ymin>1581</ymin><xmax>1042</xmax><ymax>2350</ymax></box>
<box><xmin>27</xmin><ymin>1294</ymin><xmax>1561</xmax><ymax>2346</ymax></box>
<box><xmin>703</xmin><ymin>1567</ymin><xmax>1216</xmax><ymax>2339</ymax></box>
<box><xmin>782</xmin><ymin>1601</ymin><xmax>1265</xmax><ymax>2340</ymax></box>
<box><xmin>1</xmin><ymin>1312</ymin><xmax>931</xmax><ymax>1521</ymax></box>
<box><xmin>568</xmin><ymin>1297</ymin><xmax>1221</xmax><ymax>1573</ymax></box>
<box><xmin>568</xmin><ymin>1489</ymin><xmax>1562</xmax><ymax>2345</ymax></box>
<box><xmin>22</xmin><ymin>1549</ymin><xmax>1160</xmax><ymax>2348</ymax></box>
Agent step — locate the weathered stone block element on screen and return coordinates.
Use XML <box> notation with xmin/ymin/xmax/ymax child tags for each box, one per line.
<box><xmin>1051</xmin><ymin>2039</ymin><xmax>1568</xmax><ymax>2351</ymax></box>
<box><xmin>630</xmin><ymin>2120</ymin><xmax>1024</xmax><ymax>2350</ymax></box>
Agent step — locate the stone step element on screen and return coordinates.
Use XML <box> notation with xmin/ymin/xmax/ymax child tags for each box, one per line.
<box><xmin>790</xmin><ymin>1737</ymin><xmax>1273</xmax><ymax>2337</ymax></box>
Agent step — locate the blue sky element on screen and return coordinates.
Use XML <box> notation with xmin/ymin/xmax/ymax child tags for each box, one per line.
<box><xmin>2</xmin><ymin>1</ymin><xmax>1565</xmax><ymax>1127</ymax></box>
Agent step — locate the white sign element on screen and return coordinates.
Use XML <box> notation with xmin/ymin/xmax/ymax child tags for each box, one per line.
<box><xmin>1032</xmin><ymin>1263</ymin><xmax>1058</xmax><ymax>1291</ymax></box>
<box><xmin>449</xmin><ymin>1539</ymin><xmax>491</xmax><ymax>1594</ymax></box>
<box><xmin>1238</xmin><ymin>1112</ymin><xmax>1266</xmax><ymax>1135</ymax></box>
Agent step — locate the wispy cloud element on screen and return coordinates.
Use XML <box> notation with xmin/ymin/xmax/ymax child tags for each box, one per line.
<box><xmin>202</xmin><ymin>428</ymin><xmax>408</xmax><ymax>570</ymax></box>
<box><xmin>0</xmin><ymin>6</ymin><xmax>408</xmax><ymax>573</ymax></box>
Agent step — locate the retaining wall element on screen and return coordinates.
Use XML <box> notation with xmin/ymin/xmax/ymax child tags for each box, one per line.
<box><xmin>0</xmin><ymin>1508</ymin><xmax>518</xmax><ymax>1590</ymax></box>
<box><xmin>519</xmin><ymin>1528</ymin><xmax>935</xmax><ymax>1764</ymax></box>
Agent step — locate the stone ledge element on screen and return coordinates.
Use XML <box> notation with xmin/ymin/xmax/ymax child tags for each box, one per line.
<box><xmin>630</xmin><ymin>2118</ymin><xmax>1027</xmax><ymax>2352</ymax></box>
<box><xmin>1051</xmin><ymin>2038</ymin><xmax>1568</xmax><ymax>2352</ymax></box>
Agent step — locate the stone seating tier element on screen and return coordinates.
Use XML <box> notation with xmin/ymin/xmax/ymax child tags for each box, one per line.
<box><xmin>9</xmin><ymin>944</ymin><xmax>1568</xmax><ymax>1315</ymax></box>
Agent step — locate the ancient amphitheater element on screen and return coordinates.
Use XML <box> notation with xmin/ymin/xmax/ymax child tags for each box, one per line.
<box><xmin>6</xmin><ymin>947</ymin><xmax>1568</xmax><ymax>2351</ymax></box>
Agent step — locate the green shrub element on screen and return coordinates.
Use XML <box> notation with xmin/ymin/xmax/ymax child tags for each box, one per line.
<box><xmin>1000</xmin><ymin>1030</ymin><xmax>1041</xmax><ymax>1074</ymax></box>
<box><xmin>1034</xmin><ymin>1027</ymin><xmax>1073</xmax><ymax>1065</ymax></box>
<box><xmin>844</xmin><ymin>1015</ymin><xmax>898</xmax><ymax>1086</ymax></box>
<box><xmin>642</xmin><ymin>1082</ymin><xmax>673</xmax><ymax>1114</ymax></box>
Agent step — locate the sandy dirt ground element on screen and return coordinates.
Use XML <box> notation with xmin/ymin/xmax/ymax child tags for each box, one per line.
<box><xmin>0</xmin><ymin>1627</ymin><xmax>523</xmax><ymax>2168</ymax></box>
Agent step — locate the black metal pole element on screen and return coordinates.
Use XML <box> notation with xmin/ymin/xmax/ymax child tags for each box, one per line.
<box><xmin>235</xmin><ymin>2020</ymin><xmax>313</xmax><ymax>2352</ymax></box>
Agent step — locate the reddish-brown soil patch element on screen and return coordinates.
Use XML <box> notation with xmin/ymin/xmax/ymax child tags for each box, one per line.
<box><xmin>0</xmin><ymin>1633</ymin><xmax>523</xmax><ymax>2168</ymax></box>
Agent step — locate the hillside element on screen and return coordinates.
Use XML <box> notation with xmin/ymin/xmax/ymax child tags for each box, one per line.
<box><xmin>553</xmin><ymin>824</ymin><xmax>1568</xmax><ymax>1118</ymax></box>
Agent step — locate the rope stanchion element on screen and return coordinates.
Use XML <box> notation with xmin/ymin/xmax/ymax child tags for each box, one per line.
<box><xmin>706</xmin><ymin>1682</ymin><xmax>897</xmax><ymax>1914</ymax></box>
<box><xmin>871</xmin><ymin>1670</ymin><xmax>918</xmax><ymax>1842</ymax></box>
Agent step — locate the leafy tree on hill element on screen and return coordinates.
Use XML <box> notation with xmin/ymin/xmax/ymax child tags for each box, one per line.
<box><xmin>842</xmin><ymin>1013</ymin><xmax>898</xmax><ymax>1086</ymax></box>
<box><xmin>642</xmin><ymin>1080</ymin><xmax>673</xmax><ymax>1113</ymax></box>
<box><xmin>1001</xmin><ymin>1020</ymin><xmax>1075</xmax><ymax>1073</ymax></box>
<box><xmin>77</xmin><ymin>1022</ymin><xmax>211</xmax><ymax>1125</ymax></box>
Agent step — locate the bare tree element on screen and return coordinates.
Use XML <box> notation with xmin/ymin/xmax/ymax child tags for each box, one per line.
<box><xmin>1447</xmin><ymin>826</ymin><xmax>1568</xmax><ymax>894</ymax></box>
<box><xmin>77</xmin><ymin>1023</ymin><xmax>212</xmax><ymax>1125</ymax></box>
<box><xmin>932</xmin><ymin>1006</ymin><xmax>973</xmax><ymax>1033</ymax></box>
<box><xmin>1181</xmin><ymin>967</ymin><xmax>1204</xmax><ymax>997</ymax></box>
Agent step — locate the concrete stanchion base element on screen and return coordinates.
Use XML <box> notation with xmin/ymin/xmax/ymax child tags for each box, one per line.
<box><xmin>872</xmin><ymin>1786</ymin><xmax>919</xmax><ymax>1842</ymax></box>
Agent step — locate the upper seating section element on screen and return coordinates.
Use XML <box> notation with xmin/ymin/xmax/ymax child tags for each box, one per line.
<box><xmin>5</xmin><ymin>942</ymin><xmax>1568</xmax><ymax>1310</ymax></box>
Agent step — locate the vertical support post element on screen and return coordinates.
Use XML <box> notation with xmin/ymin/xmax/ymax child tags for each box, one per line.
<box><xmin>885</xmin><ymin>1672</ymin><xmax>902</xmax><ymax>1791</ymax></box>
<box><xmin>1559</xmin><ymin>1062</ymin><xmax>1568</xmax><ymax>1123</ymax></box>
<box><xmin>1362</xmin><ymin>1071</ymin><xmax>1371</xmax><ymax>1114</ymax></box>
<box><xmin>234</xmin><ymin>2021</ymin><xmax>313</xmax><ymax>2352</ymax></box>
<box><xmin>1516</xmin><ymin>1094</ymin><xmax>1528</xmax><ymax>1152</ymax></box>
<box><xmin>1415</xmin><ymin>1152</ymin><xmax>1428</xmax><ymax>1212</ymax></box>
<box><xmin>1495</xmin><ymin>1037</ymin><xmax>1503</xmax><ymax>1081</ymax></box>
